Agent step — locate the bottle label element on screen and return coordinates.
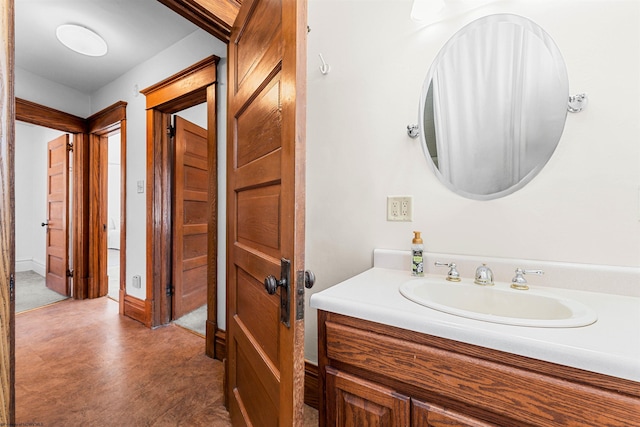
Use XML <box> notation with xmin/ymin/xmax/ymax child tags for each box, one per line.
<box><xmin>412</xmin><ymin>250</ymin><xmax>424</xmax><ymax>276</ymax></box>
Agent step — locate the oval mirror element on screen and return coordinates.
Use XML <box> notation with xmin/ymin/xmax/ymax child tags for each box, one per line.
<box><xmin>419</xmin><ymin>14</ymin><xmax>569</xmax><ymax>200</ymax></box>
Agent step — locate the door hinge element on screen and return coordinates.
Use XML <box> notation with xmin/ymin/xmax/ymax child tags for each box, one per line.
<box><xmin>166</xmin><ymin>284</ymin><xmax>174</xmax><ymax>297</ymax></box>
<box><xmin>66</xmin><ymin>269</ymin><xmax>74</xmax><ymax>278</ymax></box>
<box><xmin>9</xmin><ymin>273</ymin><xmax>15</xmax><ymax>302</ymax></box>
<box><xmin>67</xmin><ymin>142</ymin><xmax>74</xmax><ymax>152</ymax></box>
<box><xmin>167</xmin><ymin>124</ymin><xmax>175</xmax><ymax>139</ymax></box>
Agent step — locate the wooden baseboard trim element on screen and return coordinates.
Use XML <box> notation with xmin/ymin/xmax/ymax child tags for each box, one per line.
<box><xmin>304</xmin><ymin>361</ymin><xmax>319</xmax><ymax>410</ymax></box>
<box><xmin>212</xmin><ymin>329</ymin><xmax>319</xmax><ymax>409</ymax></box>
<box><xmin>214</xmin><ymin>327</ymin><xmax>226</xmax><ymax>361</ymax></box>
<box><xmin>123</xmin><ymin>294</ymin><xmax>151</xmax><ymax>327</ymax></box>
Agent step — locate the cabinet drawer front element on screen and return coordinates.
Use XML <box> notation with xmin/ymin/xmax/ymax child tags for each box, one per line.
<box><xmin>325</xmin><ymin>320</ymin><xmax>640</xmax><ymax>427</ymax></box>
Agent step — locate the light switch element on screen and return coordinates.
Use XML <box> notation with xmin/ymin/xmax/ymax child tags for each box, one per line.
<box><xmin>137</xmin><ymin>180</ymin><xmax>144</xmax><ymax>194</ymax></box>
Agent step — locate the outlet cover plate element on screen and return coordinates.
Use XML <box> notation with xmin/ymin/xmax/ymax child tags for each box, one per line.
<box><xmin>387</xmin><ymin>196</ymin><xmax>412</xmax><ymax>222</ymax></box>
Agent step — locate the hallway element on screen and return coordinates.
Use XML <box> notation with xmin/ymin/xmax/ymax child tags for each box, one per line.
<box><xmin>16</xmin><ymin>297</ymin><xmax>231</xmax><ymax>426</ymax></box>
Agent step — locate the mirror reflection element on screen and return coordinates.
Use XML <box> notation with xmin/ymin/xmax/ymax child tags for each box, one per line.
<box><xmin>420</xmin><ymin>14</ymin><xmax>569</xmax><ymax>200</ymax></box>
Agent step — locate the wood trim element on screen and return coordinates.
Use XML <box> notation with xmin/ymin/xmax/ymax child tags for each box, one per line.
<box><xmin>86</xmin><ymin>102</ymin><xmax>127</xmax><ymax>301</ymax></box>
<box><xmin>15</xmin><ymin>99</ymin><xmax>92</xmax><ymax>301</ymax></box>
<box><xmin>205</xmin><ymin>83</ymin><xmax>218</xmax><ymax>358</ymax></box>
<box><xmin>118</xmin><ymin>119</ymin><xmax>127</xmax><ymax>314</ymax></box>
<box><xmin>87</xmin><ymin>101</ymin><xmax>127</xmax><ymax>133</ymax></box>
<box><xmin>157</xmin><ymin>0</ymin><xmax>240</xmax><ymax>42</ymax></box>
<box><xmin>71</xmin><ymin>133</ymin><xmax>90</xmax><ymax>300</ymax></box>
<box><xmin>0</xmin><ymin>0</ymin><xmax>15</xmax><ymax>422</ymax></box>
<box><xmin>141</xmin><ymin>55</ymin><xmax>219</xmax><ymax>110</ymax></box>
<box><xmin>15</xmin><ymin>98</ymin><xmax>86</xmax><ymax>133</ymax></box>
<box><xmin>304</xmin><ymin>361</ymin><xmax>319</xmax><ymax>410</ymax></box>
<box><xmin>142</xmin><ymin>57</ymin><xmax>219</xmax><ymax>332</ymax></box>
<box><xmin>145</xmin><ymin>108</ymin><xmax>171</xmax><ymax>327</ymax></box>
<box><xmin>123</xmin><ymin>294</ymin><xmax>152</xmax><ymax>327</ymax></box>
<box><xmin>207</xmin><ymin>329</ymin><xmax>320</xmax><ymax>410</ymax></box>
<box><xmin>87</xmin><ymin>133</ymin><xmax>104</xmax><ymax>299</ymax></box>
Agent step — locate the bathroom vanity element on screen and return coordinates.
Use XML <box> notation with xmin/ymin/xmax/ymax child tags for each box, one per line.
<box><xmin>311</xmin><ymin>251</ymin><xmax>640</xmax><ymax>426</ymax></box>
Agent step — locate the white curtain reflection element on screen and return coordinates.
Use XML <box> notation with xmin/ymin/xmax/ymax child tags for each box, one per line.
<box><xmin>428</xmin><ymin>17</ymin><xmax>568</xmax><ymax>196</ymax></box>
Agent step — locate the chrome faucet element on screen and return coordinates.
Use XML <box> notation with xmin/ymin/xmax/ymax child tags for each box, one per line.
<box><xmin>474</xmin><ymin>264</ymin><xmax>494</xmax><ymax>286</ymax></box>
<box><xmin>434</xmin><ymin>262</ymin><xmax>461</xmax><ymax>282</ymax></box>
<box><xmin>511</xmin><ymin>268</ymin><xmax>544</xmax><ymax>290</ymax></box>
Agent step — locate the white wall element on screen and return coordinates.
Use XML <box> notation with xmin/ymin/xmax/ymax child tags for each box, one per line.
<box><xmin>304</xmin><ymin>0</ymin><xmax>640</xmax><ymax>362</ymax></box>
<box><xmin>16</xmin><ymin>67</ymin><xmax>92</xmax><ymax>117</ymax></box>
<box><xmin>15</xmin><ymin>122</ymin><xmax>64</xmax><ymax>275</ymax></box>
<box><xmin>83</xmin><ymin>29</ymin><xmax>228</xmax><ymax>314</ymax></box>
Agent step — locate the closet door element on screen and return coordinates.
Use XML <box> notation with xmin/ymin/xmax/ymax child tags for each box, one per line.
<box><xmin>45</xmin><ymin>134</ymin><xmax>70</xmax><ymax>296</ymax></box>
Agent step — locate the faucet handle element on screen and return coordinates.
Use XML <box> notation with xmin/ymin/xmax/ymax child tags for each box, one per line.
<box><xmin>511</xmin><ymin>268</ymin><xmax>544</xmax><ymax>290</ymax></box>
<box><xmin>434</xmin><ymin>262</ymin><xmax>461</xmax><ymax>282</ymax></box>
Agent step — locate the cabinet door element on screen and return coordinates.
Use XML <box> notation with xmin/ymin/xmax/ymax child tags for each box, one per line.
<box><xmin>412</xmin><ymin>399</ymin><xmax>497</xmax><ymax>427</ymax></box>
<box><xmin>326</xmin><ymin>367</ymin><xmax>410</xmax><ymax>427</ymax></box>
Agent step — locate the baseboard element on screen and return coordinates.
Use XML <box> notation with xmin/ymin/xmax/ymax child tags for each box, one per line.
<box><xmin>214</xmin><ymin>327</ymin><xmax>226</xmax><ymax>361</ymax></box>
<box><xmin>212</xmin><ymin>329</ymin><xmax>319</xmax><ymax>409</ymax></box>
<box><xmin>15</xmin><ymin>259</ymin><xmax>45</xmax><ymax>276</ymax></box>
<box><xmin>123</xmin><ymin>294</ymin><xmax>151</xmax><ymax>327</ymax></box>
<box><xmin>304</xmin><ymin>362</ymin><xmax>319</xmax><ymax>410</ymax></box>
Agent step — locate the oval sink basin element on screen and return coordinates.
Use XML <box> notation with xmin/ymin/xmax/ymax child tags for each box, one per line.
<box><xmin>399</xmin><ymin>279</ymin><xmax>597</xmax><ymax>327</ymax></box>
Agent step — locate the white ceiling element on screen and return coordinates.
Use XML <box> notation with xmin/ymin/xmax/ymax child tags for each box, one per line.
<box><xmin>15</xmin><ymin>0</ymin><xmax>202</xmax><ymax>94</ymax></box>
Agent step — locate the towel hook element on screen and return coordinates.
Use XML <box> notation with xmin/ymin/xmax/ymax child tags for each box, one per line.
<box><xmin>318</xmin><ymin>53</ymin><xmax>330</xmax><ymax>75</ymax></box>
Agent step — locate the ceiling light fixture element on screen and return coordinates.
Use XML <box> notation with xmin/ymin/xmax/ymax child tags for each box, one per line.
<box><xmin>56</xmin><ymin>24</ymin><xmax>108</xmax><ymax>57</ymax></box>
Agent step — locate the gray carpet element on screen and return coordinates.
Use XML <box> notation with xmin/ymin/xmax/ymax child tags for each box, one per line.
<box><xmin>174</xmin><ymin>305</ymin><xmax>207</xmax><ymax>336</ymax></box>
<box><xmin>15</xmin><ymin>270</ymin><xmax>69</xmax><ymax>313</ymax></box>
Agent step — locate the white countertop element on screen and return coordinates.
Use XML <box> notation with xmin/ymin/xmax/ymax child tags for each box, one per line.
<box><xmin>310</xmin><ymin>265</ymin><xmax>640</xmax><ymax>382</ymax></box>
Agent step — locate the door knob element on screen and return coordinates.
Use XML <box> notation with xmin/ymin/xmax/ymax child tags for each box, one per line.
<box><xmin>41</xmin><ymin>221</ymin><xmax>49</xmax><ymax>227</ymax></box>
<box><xmin>264</xmin><ymin>275</ymin><xmax>286</xmax><ymax>295</ymax></box>
<box><xmin>304</xmin><ymin>270</ymin><xmax>315</xmax><ymax>289</ymax></box>
<box><xmin>265</xmin><ymin>258</ymin><xmax>291</xmax><ymax>327</ymax></box>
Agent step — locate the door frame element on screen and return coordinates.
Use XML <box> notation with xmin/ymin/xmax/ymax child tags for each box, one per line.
<box><xmin>140</xmin><ymin>56</ymin><xmax>220</xmax><ymax>357</ymax></box>
<box><xmin>86</xmin><ymin>102</ymin><xmax>127</xmax><ymax>302</ymax></box>
<box><xmin>16</xmin><ymin>98</ymin><xmax>90</xmax><ymax>299</ymax></box>
<box><xmin>15</xmin><ymin>99</ymin><xmax>127</xmax><ymax>301</ymax></box>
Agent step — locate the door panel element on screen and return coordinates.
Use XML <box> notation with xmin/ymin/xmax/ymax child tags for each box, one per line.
<box><xmin>326</xmin><ymin>367</ymin><xmax>410</xmax><ymax>427</ymax></box>
<box><xmin>172</xmin><ymin>116</ymin><xmax>209</xmax><ymax>319</ymax></box>
<box><xmin>46</xmin><ymin>135</ymin><xmax>70</xmax><ymax>296</ymax></box>
<box><xmin>227</xmin><ymin>0</ymin><xmax>307</xmax><ymax>425</ymax></box>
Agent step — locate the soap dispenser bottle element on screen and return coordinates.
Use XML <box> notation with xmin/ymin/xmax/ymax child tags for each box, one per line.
<box><xmin>411</xmin><ymin>231</ymin><xmax>424</xmax><ymax>277</ymax></box>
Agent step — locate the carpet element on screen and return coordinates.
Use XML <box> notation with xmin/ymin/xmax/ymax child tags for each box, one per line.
<box><xmin>15</xmin><ymin>270</ymin><xmax>69</xmax><ymax>313</ymax></box>
<box><xmin>174</xmin><ymin>304</ymin><xmax>207</xmax><ymax>336</ymax></box>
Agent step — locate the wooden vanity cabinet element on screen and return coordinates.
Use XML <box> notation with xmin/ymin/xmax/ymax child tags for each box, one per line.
<box><xmin>317</xmin><ymin>310</ymin><xmax>640</xmax><ymax>427</ymax></box>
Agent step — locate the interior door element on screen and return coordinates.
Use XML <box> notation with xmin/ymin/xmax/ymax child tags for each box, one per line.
<box><xmin>172</xmin><ymin>115</ymin><xmax>208</xmax><ymax>319</ymax></box>
<box><xmin>45</xmin><ymin>134</ymin><xmax>70</xmax><ymax>296</ymax></box>
<box><xmin>226</xmin><ymin>0</ymin><xmax>308</xmax><ymax>425</ymax></box>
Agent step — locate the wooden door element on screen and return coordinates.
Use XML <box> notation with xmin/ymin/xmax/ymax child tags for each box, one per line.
<box><xmin>226</xmin><ymin>0</ymin><xmax>308</xmax><ymax>425</ymax></box>
<box><xmin>172</xmin><ymin>116</ymin><xmax>208</xmax><ymax>319</ymax></box>
<box><xmin>45</xmin><ymin>134</ymin><xmax>70</xmax><ymax>296</ymax></box>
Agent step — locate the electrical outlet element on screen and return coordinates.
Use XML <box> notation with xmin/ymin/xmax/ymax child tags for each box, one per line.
<box><xmin>387</xmin><ymin>196</ymin><xmax>412</xmax><ymax>221</ymax></box>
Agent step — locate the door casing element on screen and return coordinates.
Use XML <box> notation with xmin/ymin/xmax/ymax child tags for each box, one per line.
<box><xmin>141</xmin><ymin>56</ymin><xmax>220</xmax><ymax>358</ymax></box>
